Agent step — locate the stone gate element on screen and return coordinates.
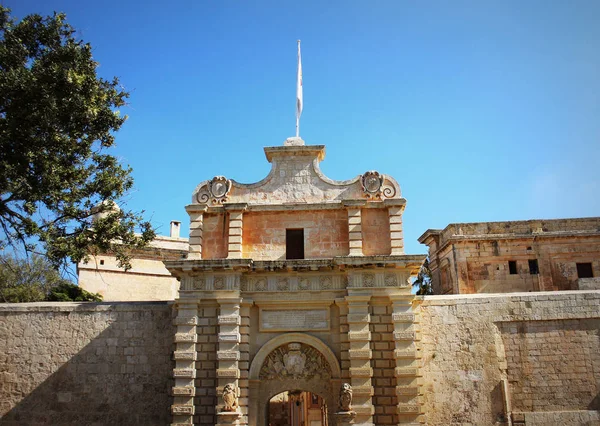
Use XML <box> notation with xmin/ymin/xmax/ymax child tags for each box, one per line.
<box><xmin>165</xmin><ymin>137</ymin><xmax>426</xmax><ymax>426</ymax></box>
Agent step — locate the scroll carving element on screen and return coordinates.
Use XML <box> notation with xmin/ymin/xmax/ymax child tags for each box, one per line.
<box><xmin>361</xmin><ymin>171</ymin><xmax>397</xmax><ymax>199</ymax></box>
<box><xmin>196</xmin><ymin>176</ymin><xmax>232</xmax><ymax>205</ymax></box>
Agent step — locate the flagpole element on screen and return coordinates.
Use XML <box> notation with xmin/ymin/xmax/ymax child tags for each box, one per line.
<box><xmin>296</xmin><ymin>40</ymin><xmax>302</xmax><ymax>138</ymax></box>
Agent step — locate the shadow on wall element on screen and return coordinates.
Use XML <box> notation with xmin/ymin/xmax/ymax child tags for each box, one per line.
<box><xmin>0</xmin><ymin>302</ymin><xmax>175</xmax><ymax>426</ymax></box>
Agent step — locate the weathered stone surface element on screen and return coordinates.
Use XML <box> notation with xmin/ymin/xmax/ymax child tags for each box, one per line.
<box><xmin>0</xmin><ymin>302</ymin><xmax>174</xmax><ymax>425</ymax></box>
<box><xmin>419</xmin><ymin>217</ymin><xmax>600</xmax><ymax>294</ymax></box>
<box><xmin>419</xmin><ymin>291</ymin><xmax>600</xmax><ymax>425</ymax></box>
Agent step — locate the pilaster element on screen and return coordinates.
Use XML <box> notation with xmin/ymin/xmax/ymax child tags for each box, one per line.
<box><xmin>390</xmin><ymin>295</ymin><xmax>423</xmax><ymax>425</ymax></box>
<box><xmin>187</xmin><ymin>205</ymin><xmax>207</xmax><ymax>260</ymax></box>
<box><xmin>237</xmin><ymin>299</ymin><xmax>252</xmax><ymax>425</ymax></box>
<box><xmin>226</xmin><ymin>204</ymin><xmax>247</xmax><ymax>259</ymax></box>
<box><xmin>345</xmin><ymin>294</ymin><xmax>375</xmax><ymax>425</ymax></box>
<box><xmin>388</xmin><ymin>205</ymin><xmax>405</xmax><ymax>255</ymax></box>
<box><xmin>346</xmin><ymin>205</ymin><xmax>364</xmax><ymax>256</ymax></box>
<box><xmin>171</xmin><ymin>302</ymin><xmax>198</xmax><ymax>426</ymax></box>
<box><xmin>216</xmin><ymin>297</ymin><xmax>243</xmax><ymax>426</ymax></box>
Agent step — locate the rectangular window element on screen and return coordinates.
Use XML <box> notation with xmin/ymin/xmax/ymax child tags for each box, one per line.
<box><xmin>508</xmin><ymin>261</ymin><xmax>517</xmax><ymax>275</ymax></box>
<box><xmin>286</xmin><ymin>229</ymin><xmax>304</xmax><ymax>260</ymax></box>
<box><xmin>528</xmin><ymin>259</ymin><xmax>539</xmax><ymax>275</ymax></box>
<box><xmin>576</xmin><ymin>262</ymin><xmax>593</xmax><ymax>278</ymax></box>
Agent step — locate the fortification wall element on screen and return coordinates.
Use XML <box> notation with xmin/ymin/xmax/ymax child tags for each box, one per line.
<box><xmin>1</xmin><ymin>292</ymin><xmax>599</xmax><ymax>426</ymax></box>
<box><xmin>419</xmin><ymin>291</ymin><xmax>600</xmax><ymax>425</ymax></box>
<box><xmin>0</xmin><ymin>302</ymin><xmax>174</xmax><ymax>426</ymax></box>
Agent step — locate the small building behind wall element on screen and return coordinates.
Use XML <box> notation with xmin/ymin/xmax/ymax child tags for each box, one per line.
<box><xmin>78</xmin><ymin>221</ymin><xmax>189</xmax><ymax>301</ymax></box>
<box><xmin>419</xmin><ymin>217</ymin><xmax>600</xmax><ymax>294</ymax></box>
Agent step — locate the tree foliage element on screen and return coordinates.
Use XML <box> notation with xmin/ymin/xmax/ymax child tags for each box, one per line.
<box><xmin>0</xmin><ymin>7</ymin><xmax>154</xmax><ymax>270</ymax></box>
<box><xmin>413</xmin><ymin>257</ymin><xmax>433</xmax><ymax>295</ymax></box>
<box><xmin>0</xmin><ymin>252</ymin><xmax>101</xmax><ymax>302</ymax></box>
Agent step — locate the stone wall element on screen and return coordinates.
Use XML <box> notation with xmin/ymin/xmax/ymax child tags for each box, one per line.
<box><xmin>420</xmin><ymin>217</ymin><xmax>600</xmax><ymax>294</ymax></box>
<box><xmin>242</xmin><ymin>210</ymin><xmax>350</xmax><ymax>260</ymax></box>
<box><xmin>418</xmin><ymin>290</ymin><xmax>600</xmax><ymax>425</ymax></box>
<box><xmin>0</xmin><ymin>302</ymin><xmax>174</xmax><ymax>426</ymax></box>
<box><xmin>361</xmin><ymin>209</ymin><xmax>392</xmax><ymax>256</ymax></box>
<box><xmin>203</xmin><ymin>213</ymin><xmax>229</xmax><ymax>259</ymax></box>
<box><xmin>2</xmin><ymin>292</ymin><xmax>599</xmax><ymax>426</ymax></box>
<box><xmin>369</xmin><ymin>298</ymin><xmax>398</xmax><ymax>425</ymax></box>
<box><xmin>426</xmin><ymin>233</ymin><xmax>600</xmax><ymax>294</ymax></box>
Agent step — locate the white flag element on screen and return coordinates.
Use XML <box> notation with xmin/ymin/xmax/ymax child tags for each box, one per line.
<box><xmin>296</xmin><ymin>41</ymin><xmax>303</xmax><ymax>124</ymax></box>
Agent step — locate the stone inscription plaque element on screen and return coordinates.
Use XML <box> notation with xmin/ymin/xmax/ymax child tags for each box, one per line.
<box><xmin>260</xmin><ymin>309</ymin><xmax>329</xmax><ymax>331</ymax></box>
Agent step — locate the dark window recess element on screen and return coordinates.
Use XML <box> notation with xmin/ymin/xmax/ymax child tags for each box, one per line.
<box><xmin>577</xmin><ymin>263</ymin><xmax>594</xmax><ymax>279</ymax></box>
<box><xmin>528</xmin><ymin>259</ymin><xmax>539</xmax><ymax>275</ymax></box>
<box><xmin>100</xmin><ymin>259</ymin><xmax>105</xmax><ymax>265</ymax></box>
<box><xmin>286</xmin><ymin>229</ymin><xmax>304</xmax><ymax>260</ymax></box>
<box><xmin>508</xmin><ymin>261</ymin><xmax>518</xmax><ymax>275</ymax></box>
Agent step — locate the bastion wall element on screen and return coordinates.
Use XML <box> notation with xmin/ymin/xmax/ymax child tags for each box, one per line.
<box><xmin>1</xmin><ymin>291</ymin><xmax>599</xmax><ymax>425</ymax></box>
<box><xmin>0</xmin><ymin>302</ymin><xmax>174</xmax><ymax>426</ymax></box>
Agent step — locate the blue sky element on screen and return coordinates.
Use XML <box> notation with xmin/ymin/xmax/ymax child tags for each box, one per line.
<box><xmin>7</xmin><ymin>0</ymin><xmax>600</xmax><ymax>256</ymax></box>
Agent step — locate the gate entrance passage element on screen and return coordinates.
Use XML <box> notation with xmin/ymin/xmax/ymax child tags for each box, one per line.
<box><xmin>268</xmin><ymin>390</ymin><xmax>327</xmax><ymax>426</ymax></box>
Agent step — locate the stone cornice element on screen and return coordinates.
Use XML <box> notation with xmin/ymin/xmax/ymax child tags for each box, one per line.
<box><xmin>263</xmin><ymin>145</ymin><xmax>326</xmax><ymax>162</ymax></box>
<box><xmin>185</xmin><ymin>199</ymin><xmax>405</xmax><ymax>214</ymax></box>
<box><xmin>424</xmin><ymin>230</ymin><xmax>600</xmax><ymax>255</ymax></box>
<box><xmin>165</xmin><ymin>255</ymin><xmax>427</xmax><ymax>277</ymax></box>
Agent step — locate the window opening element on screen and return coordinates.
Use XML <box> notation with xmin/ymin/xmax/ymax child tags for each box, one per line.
<box><xmin>528</xmin><ymin>259</ymin><xmax>539</xmax><ymax>275</ymax></box>
<box><xmin>577</xmin><ymin>263</ymin><xmax>593</xmax><ymax>279</ymax></box>
<box><xmin>286</xmin><ymin>229</ymin><xmax>304</xmax><ymax>260</ymax></box>
<box><xmin>508</xmin><ymin>261</ymin><xmax>517</xmax><ymax>275</ymax></box>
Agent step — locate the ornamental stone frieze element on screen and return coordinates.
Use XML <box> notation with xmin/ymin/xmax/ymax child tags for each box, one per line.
<box><xmin>179</xmin><ymin>270</ymin><xmax>414</xmax><ymax>292</ymax></box>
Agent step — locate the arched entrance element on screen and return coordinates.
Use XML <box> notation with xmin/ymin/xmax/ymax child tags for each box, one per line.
<box><xmin>248</xmin><ymin>333</ymin><xmax>342</xmax><ymax>426</ymax></box>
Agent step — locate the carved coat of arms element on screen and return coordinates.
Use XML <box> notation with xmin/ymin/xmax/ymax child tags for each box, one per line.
<box><xmin>283</xmin><ymin>343</ymin><xmax>306</xmax><ymax>376</ymax></box>
<box><xmin>361</xmin><ymin>171</ymin><xmax>384</xmax><ymax>198</ymax></box>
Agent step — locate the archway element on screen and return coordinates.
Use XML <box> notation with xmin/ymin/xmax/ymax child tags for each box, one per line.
<box><xmin>248</xmin><ymin>333</ymin><xmax>342</xmax><ymax>426</ymax></box>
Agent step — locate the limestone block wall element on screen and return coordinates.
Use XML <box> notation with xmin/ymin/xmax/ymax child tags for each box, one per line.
<box><xmin>242</xmin><ymin>210</ymin><xmax>350</xmax><ymax>260</ymax></box>
<box><xmin>418</xmin><ymin>291</ymin><xmax>600</xmax><ymax>426</ymax></box>
<box><xmin>203</xmin><ymin>213</ymin><xmax>229</xmax><ymax>259</ymax></box>
<box><xmin>361</xmin><ymin>209</ymin><xmax>392</xmax><ymax>256</ymax></box>
<box><xmin>428</xmin><ymin>236</ymin><xmax>600</xmax><ymax>294</ymax></box>
<box><xmin>0</xmin><ymin>302</ymin><xmax>174</xmax><ymax>426</ymax></box>
<box><xmin>195</xmin><ymin>302</ymin><xmax>219</xmax><ymax>425</ymax></box>
<box><xmin>369</xmin><ymin>298</ymin><xmax>398</xmax><ymax>425</ymax></box>
<box><xmin>78</xmin><ymin>268</ymin><xmax>181</xmax><ymax>301</ymax></box>
<box><xmin>422</xmin><ymin>218</ymin><xmax>600</xmax><ymax>295</ymax></box>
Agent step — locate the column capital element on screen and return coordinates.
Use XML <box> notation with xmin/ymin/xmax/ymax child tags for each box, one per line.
<box><xmin>345</xmin><ymin>293</ymin><xmax>372</xmax><ymax>304</ymax></box>
<box><xmin>185</xmin><ymin>203</ymin><xmax>208</xmax><ymax>213</ymax></box>
<box><xmin>216</xmin><ymin>297</ymin><xmax>243</xmax><ymax>307</ymax></box>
